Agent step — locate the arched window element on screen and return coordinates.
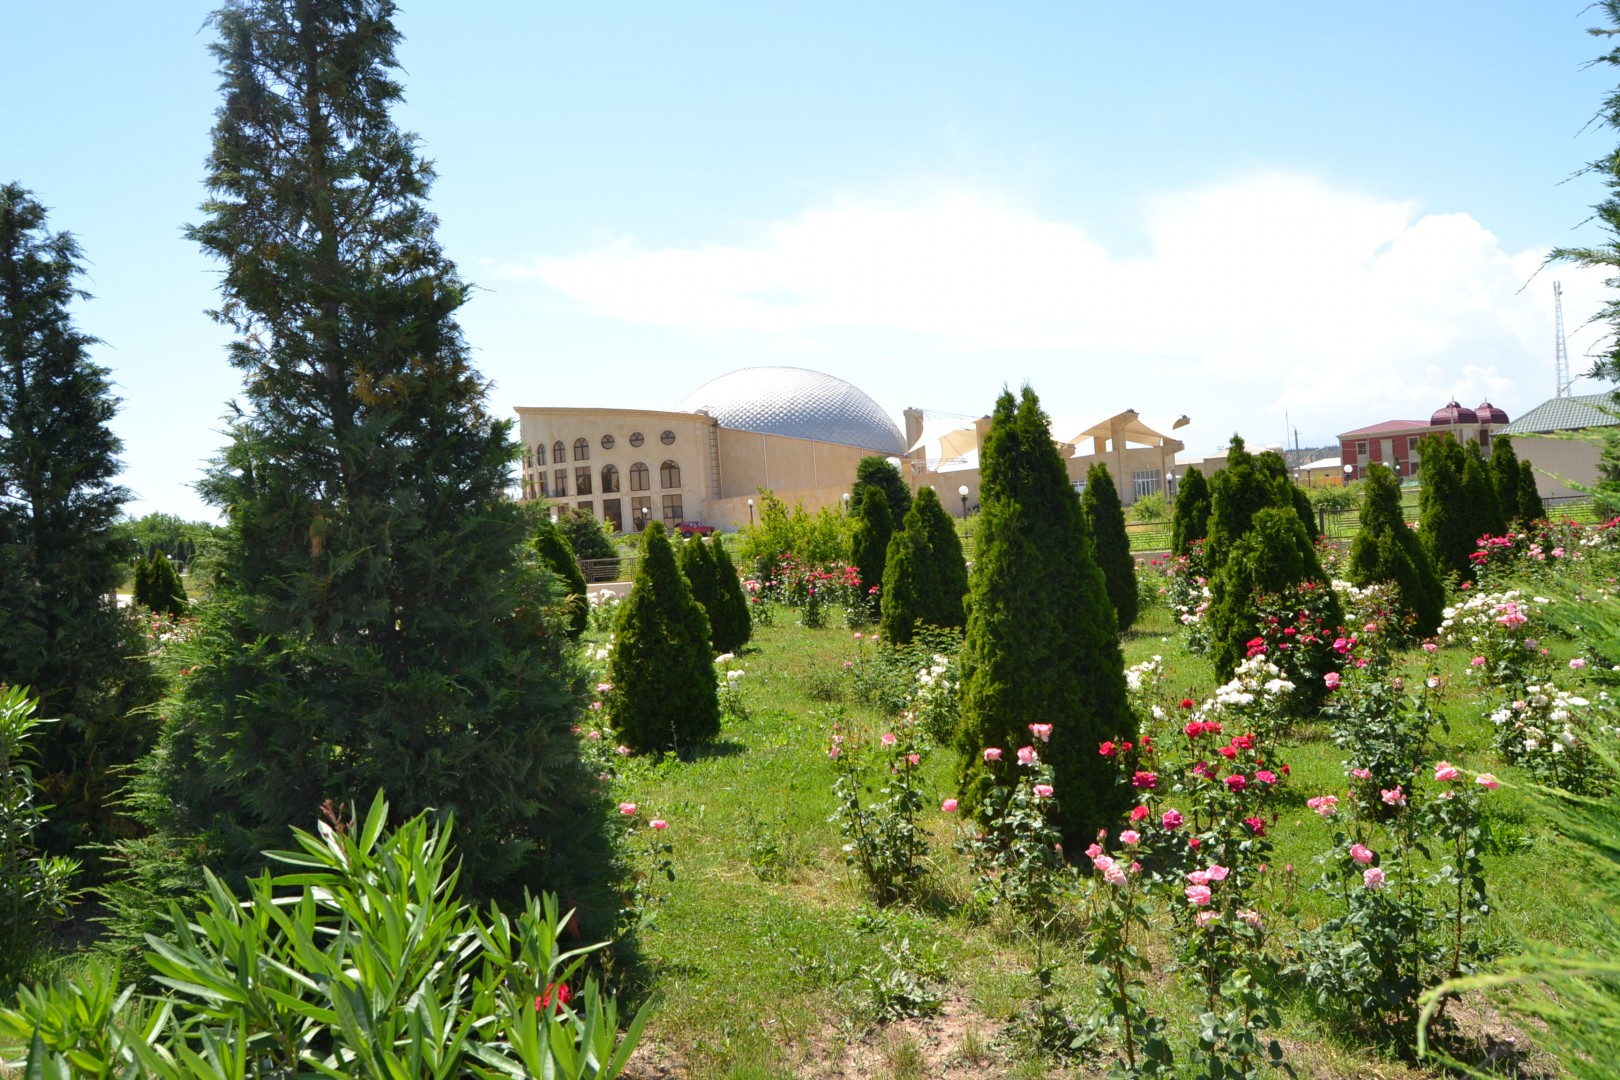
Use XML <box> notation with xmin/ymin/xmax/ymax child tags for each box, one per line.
<box><xmin>629</xmin><ymin>462</ymin><xmax>650</xmax><ymax>492</ymax></box>
<box><xmin>601</xmin><ymin>464</ymin><xmax>620</xmax><ymax>493</ymax></box>
<box><xmin>574</xmin><ymin>437</ymin><xmax>589</xmax><ymax>461</ymax></box>
<box><xmin>660</xmin><ymin>460</ymin><xmax>681</xmax><ymax>489</ymax></box>
<box><xmin>535</xmin><ymin>443</ymin><xmax>546</xmax><ymax>466</ymax></box>
<box><xmin>553</xmin><ymin>440</ymin><xmax>566</xmax><ymax>463</ymax></box>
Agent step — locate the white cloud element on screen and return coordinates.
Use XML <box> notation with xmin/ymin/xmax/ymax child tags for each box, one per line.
<box><xmin>507</xmin><ymin>173</ymin><xmax>1614</xmax><ymax>442</ymax></box>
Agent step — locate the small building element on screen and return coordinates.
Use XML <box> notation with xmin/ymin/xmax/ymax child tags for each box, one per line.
<box><xmin>1499</xmin><ymin>392</ymin><xmax>1620</xmax><ymax>500</ymax></box>
<box><xmin>1338</xmin><ymin>400</ymin><xmax>1510</xmax><ymax>482</ymax></box>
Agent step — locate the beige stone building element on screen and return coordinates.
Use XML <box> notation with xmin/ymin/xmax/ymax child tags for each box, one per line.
<box><xmin>516</xmin><ymin>366</ymin><xmax>1191</xmax><ymax>532</ymax></box>
<box><xmin>1500</xmin><ymin>393</ymin><xmax>1620</xmax><ymax>500</ymax></box>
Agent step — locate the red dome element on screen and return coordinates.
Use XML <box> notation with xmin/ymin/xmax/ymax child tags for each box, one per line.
<box><xmin>1430</xmin><ymin>400</ymin><xmax>1479</xmax><ymax>426</ymax></box>
<box><xmin>1474</xmin><ymin>401</ymin><xmax>1509</xmax><ymax>425</ymax></box>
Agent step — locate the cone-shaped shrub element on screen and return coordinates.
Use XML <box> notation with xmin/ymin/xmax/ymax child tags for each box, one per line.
<box><xmin>708</xmin><ymin>537</ymin><xmax>753</xmax><ymax>653</ymax></box>
<box><xmin>852</xmin><ymin>456</ymin><xmax>912</xmax><ymax>526</ymax></box>
<box><xmin>678</xmin><ymin>533</ymin><xmax>723</xmax><ymax>649</ymax></box>
<box><xmin>1418</xmin><ymin>434</ymin><xmax>1476</xmax><ymax>582</ymax></box>
<box><xmin>1464</xmin><ymin>441</ymin><xmax>1507</xmax><ymax>541</ymax></box>
<box><xmin>1081</xmin><ymin>463</ymin><xmax>1138</xmax><ymax>632</ymax></box>
<box><xmin>955</xmin><ymin>387</ymin><xmax>1134</xmax><ymax>850</ymax></box>
<box><xmin>134</xmin><ymin>551</ymin><xmax>187</xmax><ymax>618</ymax></box>
<box><xmin>1347</xmin><ymin>463</ymin><xmax>1444</xmax><ymax>635</ymax></box>
<box><xmin>1208</xmin><ymin>506</ymin><xmax>1340</xmax><ymax>680</ymax></box>
<box><xmin>879</xmin><ymin>487</ymin><xmax>966</xmax><ymax>645</ymax></box>
<box><xmin>1490</xmin><ymin>435</ymin><xmax>1524</xmax><ymax>525</ymax></box>
<box><xmin>850</xmin><ymin>487</ymin><xmax>894</xmax><ymax>599</ymax></box>
<box><xmin>533</xmin><ymin>516</ymin><xmax>588</xmax><ymax>639</ymax></box>
<box><xmin>1517</xmin><ymin>459</ymin><xmax>1544</xmax><ymax>524</ymax></box>
<box><xmin>609</xmin><ymin>521</ymin><xmax>718</xmax><ymax>755</ymax></box>
<box><xmin>1258</xmin><ymin>450</ymin><xmax>1320</xmax><ymax>543</ymax></box>
<box><xmin>1171</xmin><ymin>465</ymin><xmax>1212</xmax><ymax>556</ymax></box>
<box><xmin>1205</xmin><ymin>436</ymin><xmax>1288</xmax><ymax>571</ymax></box>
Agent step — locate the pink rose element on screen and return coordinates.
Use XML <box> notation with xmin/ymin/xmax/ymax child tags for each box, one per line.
<box><xmin>983</xmin><ymin>747</ymin><xmax>1002</xmax><ymax>762</ymax></box>
<box><xmin>1571</xmin><ymin>657</ymin><xmax>1588</xmax><ymax>670</ymax></box>
<box><xmin>1185</xmin><ymin>884</ymin><xmax>1213</xmax><ymax>907</ymax></box>
<box><xmin>1195</xmin><ymin>910</ymin><xmax>1218</xmax><ymax>928</ymax></box>
<box><xmin>1307</xmin><ymin>795</ymin><xmax>1339</xmax><ymax>817</ymax></box>
<box><xmin>1187</xmin><ymin>869</ymin><xmax>1211</xmax><ymax>886</ymax></box>
<box><xmin>1433</xmin><ymin>761</ymin><xmax>1461</xmax><ymax>782</ymax></box>
<box><xmin>1363</xmin><ymin>867</ymin><xmax>1386</xmax><ymax>889</ymax></box>
<box><xmin>1085</xmin><ymin>842</ymin><xmax>1103</xmax><ymax>859</ymax></box>
<box><xmin>618</xmin><ymin>802</ymin><xmax>637</xmax><ymax>815</ymax></box>
<box><xmin>1239</xmin><ymin>909</ymin><xmax>1263</xmax><ymax>929</ymax></box>
<box><xmin>1161</xmin><ymin>808</ymin><xmax>1184</xmax><ymax>829</ymax></box>
<box><xmin>615</xmin><ymin>745</ymin><xmax>631</xmax><ymax>756</ymax></box>
<box><xmin>1475</xmin><ymin>773</ymin><xmax>1500</xmax><ymax>790</ymax></box>
<box><xmin>941</xmin><ymin>798</ymin><xmax>958</xmax><ymax>812</ymax></box>
<box><xmin>1422</xmin><ymin>642</ymin><xmax>1438</xmax><ymax>653</ymax></box>
<box><xmin>881</xmin><ymin>732</ymin><xmax>897</xmax><ymax>746</ymax></box>
<box><xmin>905</xmin><ymin>753</ymin><xmax>920</xmax><ymax>766</ymax></box>
<box><xmin>1205</xmin><ymin>863</ymin><xmax>1230</xmax><ymax>882</ymax></box>
<box><xmin>1381</xmin><ymin>786</ymin><xmax>1406</xmax><ymax>807</ymax></box>
<box><xmin>650</xmin><ymin>819</ymin><xmax>668</xmax><ymax>830</ymax></box>
<box><xmin>1324</xmin><ymin>671</ymin><xmax>1341</xmax><ymax>690</ymax></box>
<box><xmin>1224</xmin><ymin>774</ymin><xmax>1247</xmax><ymax>792</ymax></box>
<box><xmin>1017</xmin><ymin>746</ymin><xmax>1039</xmax><ymax>766</ymax></box>
<box><xmin>1349</xmin><ymin>843</ymin><xmax>1374</xmax><ymax>865</ymax></box>
<box><xmin>1032</xmin><ymin>783</ymin><xmax>1054</xmax><ymax>799</ymax></box>
<box><xmin>1350</xmin><ymin>767</ymin><xmax>1371</xmax><ymax>780</ymax></box>
<box><xmin>1254</xmin><ymin>770</ymin><xmax>1278</xmax><ymax>785</ymax></box>
<box><xmin>1119</xmin><ymin>829</ymin><xmax>1140</xmax><ymax>846</ymax></box>
<box><xmin>1471</xmin><ymin>656</ymin><xmax>1486</xmax><ymax>668</ymax></box>
<box><xmin>1029</xmin><ymin>722</ymin><xmax>1053</xmax><ymax>742</ymax></box>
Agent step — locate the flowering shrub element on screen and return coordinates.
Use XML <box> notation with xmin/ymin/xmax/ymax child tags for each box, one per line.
<box><xmin>1333</xmin><ymin>579</ymin><xmax>1415</xmax><ymax>647</ymax></box>
<box><xmin>1245</xmin><ymin>582</ymin><xmax>1346</xmax><ymax>716</ymax></box>
<box><xmin>1164</xmin><ymin>548</ymin><xmax>1212</xmax><ymax>654</ymax></box>
<box><xmin>960</xmin><ymin>739</ymin><xmax>1072</xmax><ymax>922</ymax></box>
<box><xmin>1081</xmin><ymin>840</ymin><xmax>1175</xmax><ymax>1077</ymax></box>
<box><xmin>586</xmin><ymin>588</ymin><xmax>624</xmax><ymax>632</ymax></box>
<box><xmin>909</xmin><ymin>650</ymin><xmax>961</xmax><ymax>745</ymax></box>
<box><xmin>1440</xmin><ymin>588</ymin><xmax>1550</xmax><ymax>687</ymax></box>
<box><xmin>1324</xmin><ymin>662</ymin><xmax>1441</xmax><ymax>810</ymax></box>
<box><xmin>828</xmin><ymin>719</ymin><xmax>930</xmax><ymax>905</ymax></box>
<box><xmin>715</xmin><ymin>653</ymin><xmax>748</xmax><ymax>721</ymax></box>
<box><xmin>1488</xmin><ymin>681</ymin><xmax>1614</xmax><ymax>793</ymax></box>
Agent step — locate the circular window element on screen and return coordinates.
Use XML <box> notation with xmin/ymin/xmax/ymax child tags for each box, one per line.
<box><xmin>661</xmin><ymin>429</ymin><xmax>676</xmax><ymax>445</ymax></box>
<box><xmin>629</xmin><ymin>432</ymin><xmax>645</xmax><ymax>447</ymax></box>
<box><xmin>600</xmin><ymin>433</ymin><xmax>616</xmax><ymax>450</ymax></box>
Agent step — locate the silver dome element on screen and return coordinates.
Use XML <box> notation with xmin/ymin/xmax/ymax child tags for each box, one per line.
<box><xmin>675</xmin><ymin>367</ymin><xmax>905</xmax><ymax>455</ymax></box>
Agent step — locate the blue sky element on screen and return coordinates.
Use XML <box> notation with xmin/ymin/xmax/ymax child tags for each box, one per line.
<box><xmin>4</xmin><ymin>2</ymin><xmax>1619</xmax><ymax>519</ymax></box>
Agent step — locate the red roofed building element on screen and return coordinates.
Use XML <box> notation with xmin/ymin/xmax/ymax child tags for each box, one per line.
<box><xmin>1338</xmin><ymin>401</ymin><xmax>1510</xmax><ymax>482</ymax></box>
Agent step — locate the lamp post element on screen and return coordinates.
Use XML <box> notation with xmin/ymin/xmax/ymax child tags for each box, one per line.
<box><xmin>1344</xmin><ymin>463</ymin><xmax>1354</xmax><ymax>485</ymax></box>
<box><xmin>958</xmin><ymin>484</ymin><xmax>969</xmax><ymax>519</ymax></box>
<box><xmin>842</xmin><ymin>492</ymin><xmax>850</xmax><ymax>514</ymax></box>
<box><xmin>1165</xmin><ymin>470</ymin><xmax>1176</xmax><ymax>499</ymax></box>
<box><xmin>747</xmin><ymin>497</ymin><xmax>754</xmax><ymax>526</ymax></box>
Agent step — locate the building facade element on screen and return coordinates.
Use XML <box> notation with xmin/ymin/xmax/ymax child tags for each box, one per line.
<box><xmin>1338</xmin><ymin>400</ymin><xmax>1510</xmax><ymax>481</ymax></box>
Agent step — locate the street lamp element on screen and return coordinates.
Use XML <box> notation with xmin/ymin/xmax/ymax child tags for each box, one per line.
<box><xmin>841</xmin><ymin>492</ymin><xmax>850</xmax><ymax>513</ymax></box>
<box><xmin>747</xmin><ymin>497</ymin><xmax>754</xmax><ymax>526</ymax></box>
<box><xmin>1344</xmin><ymin>463</ymin><xmax>1354</xmax><ymax>485</ymax></box>
<box><xmin>958</xmin><ymin>484</ymin><xmax>970</xmax><ymax>519</ymax></box>
<box><xmin>1165</xmin><ymin>470</ymin><xmax>1177</xmax><ymax>498</ymax></box>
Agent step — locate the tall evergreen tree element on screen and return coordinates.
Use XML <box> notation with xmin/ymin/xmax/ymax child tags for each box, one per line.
<box><xmin>1347</xmin><ymin>464</ymin><xmax>1444</xmax><ymax>636</ymax></box>
<box><xmin>1170</xmin><ymin>464</ymin><xmax>1211</xmax><ymax>556</ymax></box>
<box><xmin>0</xmin><ymin>184</ymin><xmax>152</xmax><ymax>854</ymax></box>
<box><xmin>1258</xmin><ymin>450</ymin><xmax>1320</xmax><ymax>543</ymax></box>
<box><xmin>707</xmin><ymin>537</ymin><xmax>752</xmax><ymax>654</ymax></box>
<box><xmin>678</xmin><ymin>532</ymin><xmax>723</xmax><ymax>649</ymax></box>
<box><xmin>878</xmin><ymin>487</ymin><xmax>966</xmax><ymax>645</ymax></box>
<box><xmin>1490</xmin><ymin>435</ymin><xmax>1523</xmax><ymax>525</ymax></box>
<box><xmin>1463</xmin><ymin>441</ymin><xmax>1507</xmax><ymax>540</ymax></box>
<box><xmin>955</xmin><ymin>387</ymin><xmax>1134</xmax><ymax>850</ymax></box>
<box><xmin>1081</xmin><ymin>463</ymin><xmax>1138</xmax><ymax>632</ymax></box>
<box><xmin>608</xmin><ymin>521</ymin><xmax>718</xmax><ymax>755</ymax></box>
<box><xmin>851</xmin><ymin>456</ymin><xmax>912</xmax><ymax>526</ymax></box>
<box><xmin>532</xmin><ymin>515</ymin><xmax>588</xmax><ymax>640</ymax></box>
<box><xmin>850</xmin><ymin>486</ymin><xmax>894</xmax><ymax>600</ymax></box>
<box><xmin>1418</xmin><ymin>434</ymin><xmax>1477</xmax><ymax>582</ymax></box>
<box><xmin>1207</xmin><ymin>507</ymin><xmax>1340</xmax><ymax>680</ymax></box>
<box><xmin>1205</xmin><ymin>436</ymin><xmax>1287</xmax><ymax>571</ymax></box>
<box><xmin>141</xmin><ymin>0</ymin><xmax>595</xmax><ymax>901</ymax></box>
<box><xmin>133</xmin><ymin>551</ymin><xmax>188</xmax><ymax>619</ymax></box>
<box><xmin>1517</xmin><ymin>459</ymin><xmax>1544</xmax><ymax>524</ymax></box>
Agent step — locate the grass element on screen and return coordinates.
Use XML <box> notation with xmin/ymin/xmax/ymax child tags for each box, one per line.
<box><xmin>591</xmin><ymin>592</ymin><xmax>1597</xmax><ymax>1078</ymax></box>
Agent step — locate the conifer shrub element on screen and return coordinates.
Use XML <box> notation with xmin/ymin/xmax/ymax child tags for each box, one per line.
<box><xmin>954</xmin><ymin>387</ymin><xmax>1134</xmax><ymax>850</ymax></box>
<box><xmin>852</xmin><ymin>456</ymin><xmax>912</xmax><ymax>526</ymax></box>
<box><xmin>879</xmin><ymin>487</ymin><xmax>966</xmax><ymax>646</ymax></box>
<box><xmin>1081</xmin><ymin>462</ymin><xmax>1138</xmax><ymax>632</ymax></box>
<box><xmin>678</xmin><ymin>532</ymin><xmax>722</xmax><ymax>649</ymax></box>
<box><xmin>133</xmin><ymin>552</ymin><xmax>188</xmax><ymax>618</ymax></box>
<box><xmin>1171</xmin><ymin>464</ymin><xmax>1212</xmax><ymax>557</ymax></box>
<box><xmin>1490</xmin><ymin>434</ymin><xmax>1523</xmax><ymax>524</ymax></box>
<box><xmin>1419</xmin><ymin>434</ymin><xmax>1493</xmax><ymax>582</ymax></box>
<box><xmin>707</xmin><ymin>537</ymin><xmax>753</xmax><ymax>654</ymax></box>
<box><xmin>1259</xmin><ymin>449</ymin><xmax>1320</xmax><ymax>543</ymax></box>
<box><xmin>914</xmin><ymin>486</ymin><xmax>967</xmax><ymax>631</ymax></box>
<box><xmin>850</xmin><ymin>487</ymin><xmax>894</xmax><ymax>602</ymax></box>
<box><xmin>533</xmin><ymin>515</ymin><xmax>589</xmax><ymax>639</ymax></box>
<box><xmin>556</xmin><ymin>506</ymin><xmax>618</xmax><ymax>577</ymax></box>
<box><xmin>608</xmin><ymin>521</ymin><xmax>719</xmax><ymax>756</ymax></box>
<box><xmin>1463</xmin><ymin>441</ymin><xmax>1507</xmax><ymax>541</ymax></box>
<box><xmin>1207</xmin><ymin>506</ymin><xmax>1340</xmax><ymax>682</ymax></box>
<box><xmin>1205</xmin><ymin>436</ymin><xmax>1287</xmax><ymax>572</ymax></box>
<box><xmin>1517</xmin><ymin>459</ymin><xmax>1544</xmax><ymax>523</ymax></box>
<box><xmin>879</xmin><ymin>524</ymin><xmax>928</xmax><ymax>647</ymax></box>
<box><xmin>1347</xmin><ymin>463</ymin><xmax>1444</xmax><ymax>637</ymax></box>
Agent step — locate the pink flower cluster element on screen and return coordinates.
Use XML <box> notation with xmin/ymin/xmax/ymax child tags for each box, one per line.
<box><xmin>1185</xmin><ymin>863</ymin><xmax>1230</xmax><ymax>907</ymax></box>
<box><xmin>1307</xmin><ymin>794</ymin><xmax>1339</xmax><ymax>817</ymax></box>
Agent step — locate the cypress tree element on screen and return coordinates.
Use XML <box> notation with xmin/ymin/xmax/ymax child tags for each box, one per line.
<box><xmin>141</xmin><ymin>0</ymin><xmax>595</xmax><ymax>902</ymax></box>
<box><xmin>1081</xmin><ymin>462</ymin><xmax>1138</xmax><ymax>632</ymax></box>
<box><xmin>1418</xmin><ymin>434</ymin><xmax>1477</xmax><ymax>582</ymax></box>
<box><xmin>1171</xmin><ymin>465</ymin><xmax>1212</xmax><ymax>556</ymax></box>
<box><xmin>852</xmin><ymin>456</ymin><xmax>912</xmax><ymax>526</ymax></box>
<box><xmin>533</xmin><ymin>515</ymin><xmax>588</xmax><ymax>639</ymax></box>
<box><xmin>1490</xmin><ymin>435</ymin><xmax>1523</xmax><ymax>525</ymax></box>
<box><xmin>608</xmin><ymin>521</ymin><xmax>719</xmax><ymax>755</ymax></box>
<box><xmin>134</xmin><ymin>552</ymin><xmax>188</xmax><ymax>619</ymax></box>
<box><xmin>708</xmin><ymin>537</ymin><xmax>752</xmax><ymax>653</ymax></box>
<box><xmin>678</xmin><ymin>532</ymin><xmax>723</xmax><ymax>649</ymax></box>
<box><xmin>0</xmin><ymin>184</ymin><xmax>152</xmax><ymax>854</ymax></box>
<box><xmin>955</xmin><ymin>387</ymin><xmax>1134</xmax><ymax>850</ymax></box>
<box><xmin>1463</xmin><ymin>441</ymin><xmax>1507</xmax><ymax>540</ymax></box>
<box><xmin>1347</xmin><ymin>464</ymin><xmax>1444</xmax><ymax>635</ymax></box>
<box><xmin>850</xmin><ymin>486</ymin><xmax>894</xmax><ymax>599</ymax></box>
<box><xmin>1207</xmin><ymin>507</ymin><xmax>1340</xmax><ymax>680</ymax></box>
<box><xmin>1516</xmin><ymin>459</ymin><xmax>1544</xmax><ymax>524</ymax></box>
<box><xmin>880</xmin><ymin>487</ymin><xmax>966</xmax><ymax>645</ymax></box>
<box><xmin>1205</xmin><ymin>436</ymin><xmax>1287</xmax><ymax>571</ymax></box>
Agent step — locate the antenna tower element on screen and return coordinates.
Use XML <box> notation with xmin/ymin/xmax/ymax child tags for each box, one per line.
<box><xmin>1555</xmin><ymin>280</ymin><xmax>1572</xmax><ymax>398</ymax></box>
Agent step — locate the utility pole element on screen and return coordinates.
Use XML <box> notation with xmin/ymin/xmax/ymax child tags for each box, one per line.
<box><xmin>1555</xmin><ymin>281</ymin><xmax>1572</xmax><ymax>398</ymax></box>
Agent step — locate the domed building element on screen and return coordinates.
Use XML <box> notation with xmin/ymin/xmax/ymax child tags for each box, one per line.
<box><xmin>515</xmin><ymin>367</ymin><xmax>909</xmax><ymax>533</ymax></box>
<box><xmin>1337</xmin><ymin>399</ymin><xmax>1511</xmax><ymax>482</ymax></box>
